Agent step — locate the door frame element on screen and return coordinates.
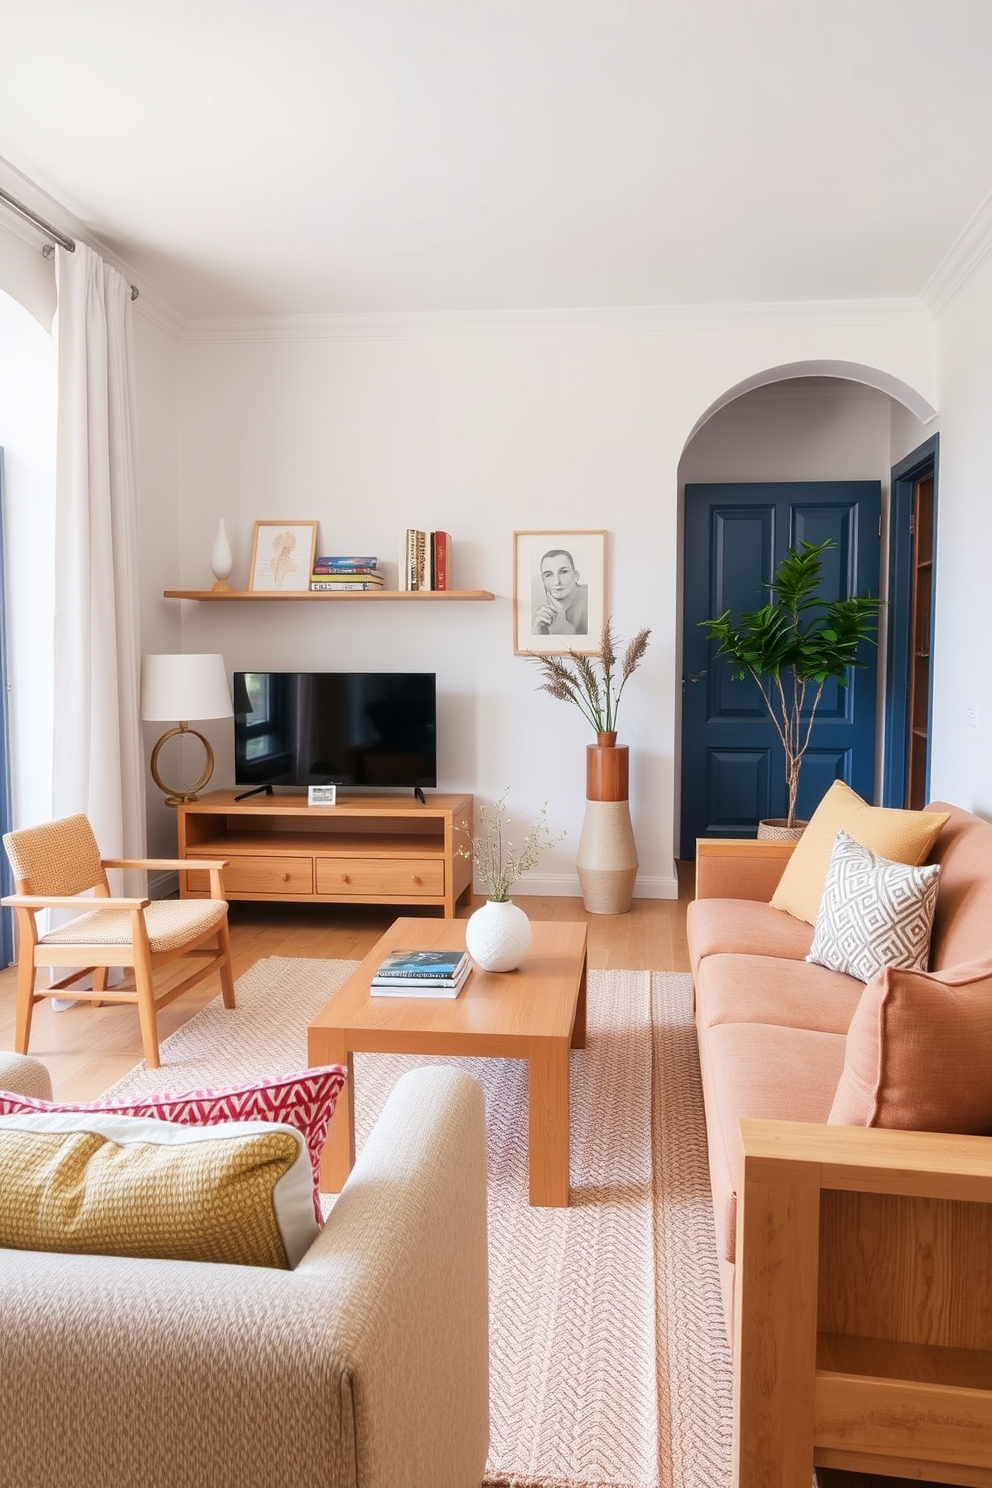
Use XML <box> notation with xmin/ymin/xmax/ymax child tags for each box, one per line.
<box><xmin>882</xmin><ymin>434</ymin><xmax>939</xmax><ymax>808</ymax></box>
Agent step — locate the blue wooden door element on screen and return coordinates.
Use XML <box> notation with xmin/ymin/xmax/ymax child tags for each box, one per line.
<box><xmin>680</xmin><ymin>482</ymin><xmax>881</xmax><ymax>857</ymax></box>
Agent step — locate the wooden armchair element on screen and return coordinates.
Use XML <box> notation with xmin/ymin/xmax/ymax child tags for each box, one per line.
<box><xmin>2</xmin><ymin>813</ymin><xmax>235</xmax><ymax>1069</ymax></box>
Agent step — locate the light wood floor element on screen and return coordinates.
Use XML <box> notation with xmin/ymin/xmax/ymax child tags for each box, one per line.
<box><xmin>0</xmin><ymin>875</ymin><xmax>695</xmax><ymax>1103</ymax></box>
<box><xmin>0</xmin><ymin>871</ymin><xmax>941</xmax><ymax>1488</ymax></box>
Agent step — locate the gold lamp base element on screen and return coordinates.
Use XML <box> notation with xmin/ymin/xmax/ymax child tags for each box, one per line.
<box><xmin>150</xmin><ymin>722</ymin><xmax>215</xmax><ymax>807</ymax></box>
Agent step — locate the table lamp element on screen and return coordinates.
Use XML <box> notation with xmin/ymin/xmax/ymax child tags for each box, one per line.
<box><xmin>140</xmin><ymin>653</ymin><xmax>233</xmax><ymax>806</ymax></box>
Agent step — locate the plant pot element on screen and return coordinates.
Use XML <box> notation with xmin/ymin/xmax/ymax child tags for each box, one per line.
<box><xmin>757</xmin><ymin>818</ymin><xmax>809</xmax><ymax>843</ymax></box>
<box><xmin>464</xmin><ymin>898</ymin><xmax>533</xmax><ymax>972</ymax></box>
<box><xmin>578</xmin><ymin>740</ymin><xmax>638</xmax><ymax>913</ymax></box>
<box><xmin>586</xmin><ymin>740</ymin><xmax>628</xmax><ymax>802</ymax></box>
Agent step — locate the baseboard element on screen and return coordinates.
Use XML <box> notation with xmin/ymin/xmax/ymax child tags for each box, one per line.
<box><xmin>509</xmin><ymin>872</ymin><xmax>679</xmax><ymax>901</ymax></box>
<box><xmin>150</xmin><ymin>870</ymin><xmax>179</xmax><ymax>899</ymax></box>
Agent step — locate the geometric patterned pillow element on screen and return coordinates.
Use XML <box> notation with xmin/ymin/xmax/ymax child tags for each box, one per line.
<box><xmin>0</xmin><ymin>1066</ymin><xmax>347</xmax><ymax>1223</ymax></box>
<box><xmin>806</xmin><ymin>829</ymin><xmax>941</xmax><ymax>983</ymax></box>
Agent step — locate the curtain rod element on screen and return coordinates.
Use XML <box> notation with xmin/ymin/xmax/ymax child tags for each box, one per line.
<box><xmin>0</xmin><ymin>184</ymin><xmax>139</xmax><ymax>301</ymax></box>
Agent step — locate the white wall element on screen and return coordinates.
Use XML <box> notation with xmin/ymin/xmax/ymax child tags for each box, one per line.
<box><xmin>930</xmin><ymin>254</ymin><xmax>992</xmax><ymax>816</ymax></box>
<box><xmin>131</xmin><ymin>308</ymin><xmax>185</xmax><ymax>858</ymax></box>
<box><xmin>167</xmin><ymin>311</ymin><xmax>937</xmax><ymax>893</ymax></box>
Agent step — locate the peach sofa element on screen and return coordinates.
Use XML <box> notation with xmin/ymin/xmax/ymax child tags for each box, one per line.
<box><xmin>688</xmin><ymin>803</ymin><xmax>992</xmax><ymax>1487</ymax></box>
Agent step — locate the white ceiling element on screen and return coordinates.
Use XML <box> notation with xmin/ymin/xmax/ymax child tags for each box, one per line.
<box><xmin>1</xmin><ymin>0</ymin><xmax>991</xmax><ymax>319</ymax></box>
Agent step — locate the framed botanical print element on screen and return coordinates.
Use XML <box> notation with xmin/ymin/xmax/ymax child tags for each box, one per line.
<box><xmin>248</xmin><ymin>521</ymin><xmax>318</xmax><ymax>592</ymax></box>
<box><xmin>512</xmin><ymin>530</ymin><xmax>607</xmax><ymax>655</ymax></box>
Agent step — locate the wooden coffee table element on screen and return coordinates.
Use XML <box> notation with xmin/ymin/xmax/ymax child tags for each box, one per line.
<box><xmin>307</xmin><ymin>916</ymin><xmax>588</xmax><ymax>1207</ymax></box>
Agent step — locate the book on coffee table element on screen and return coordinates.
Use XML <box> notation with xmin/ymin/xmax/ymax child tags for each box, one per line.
<box><xmin>370</xmin><ymin>958</ymin><xmax>471</xmax><ymax>998</ymax></box>
<box><xmin>373</xmin><ymin>949</ymin><xmax>469</xmax><ymax>980</ymax></box>
<box><xmin>370</xmin><ymin>949</ymin><xmax>470</xmax><ymax>997</ymax></box>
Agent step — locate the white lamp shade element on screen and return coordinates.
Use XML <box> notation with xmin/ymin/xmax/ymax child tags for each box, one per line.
<box><xmin>141</xmin><ymin>653</ymin><xmax>233</xmax><ymax>722</ymax></box>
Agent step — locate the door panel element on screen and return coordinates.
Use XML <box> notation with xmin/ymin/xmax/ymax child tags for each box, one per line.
<box><xmin>681</xmin><ymin>482</ymin><xmax>881</xmax><ymax>857</ymax></box>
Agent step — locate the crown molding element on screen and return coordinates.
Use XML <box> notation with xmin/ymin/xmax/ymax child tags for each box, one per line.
<box><xmin>921</xmin><ymin>190</ymin><xmax>992</xmax><ymax>318</ymax></box>
<box><xmin>181</xmin><ymin>296</ymin><xmax>931</xmax><ymax>345</ymax></box>
<box><xmin>129</xmin><ymin>284</ymin><xmax>186</xmax><ymax>340</ymax></box>
<box><xmin>0</xmin><ymin>153</ymin><xmax>186</xmax><ymax>340</ymax></box>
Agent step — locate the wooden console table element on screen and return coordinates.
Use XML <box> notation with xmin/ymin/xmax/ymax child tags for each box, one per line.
<box><xmin>177</xmin><ymin>789</ymin><xmax>474</xmax><ymax>918</ymax></box>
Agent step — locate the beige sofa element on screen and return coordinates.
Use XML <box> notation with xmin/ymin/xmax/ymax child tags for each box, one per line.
<box><xmin>688</xmin><ymin>802</ymin><xmax>992</xmax><ymax>1487</ymax></box>
<box><xmin>0</xmin><ymin>1060</ymin><xmax>490</xmax><ymax>1488</ymax></box>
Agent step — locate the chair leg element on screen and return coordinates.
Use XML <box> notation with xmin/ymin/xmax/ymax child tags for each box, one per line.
<box><xmin>217</xmin><ymin>916</ymin><xmax>236</xmax><ymax>1009</ymax></box>
<box><xmin>92</xmin><ymin>965</ymin><xmax>108</xmax><ymax>1008</ymax></box>
<box><xmin>14</xmin><ymin>957</ymin><xmax>38</xmax><ymax>1054</ymax></box>
<box><xmin>133</xmin><ymin>949</ymin><xmax>161</xmax><ymax>1070</ymax></box>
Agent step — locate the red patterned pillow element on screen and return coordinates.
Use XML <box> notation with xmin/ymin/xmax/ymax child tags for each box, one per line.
<box><xmin>0</xmin><ymin>1067</ymin><xmax>346</xmax><ymax>1221</ymax></box>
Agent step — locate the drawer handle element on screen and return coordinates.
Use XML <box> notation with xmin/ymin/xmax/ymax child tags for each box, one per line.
<box><xmin>341</xmin><ymin>874</ymin><xmax>350</xmax><ymax>883</ymax></box>
<box><xmin>280</xmin><ymin>872</ymin><xmax>290</xmax><ymax>882</ymax></box>
<box><xmin>412</xmin><ymin>875</ymin><xmax>422</xmax><ymax>885</ymax></box>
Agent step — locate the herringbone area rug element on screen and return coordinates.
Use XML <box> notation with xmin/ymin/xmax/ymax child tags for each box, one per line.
<box><xmin>100</xmin><ymin>956</ymin><xmax>734</xmax><ymax>1488</ymax></box>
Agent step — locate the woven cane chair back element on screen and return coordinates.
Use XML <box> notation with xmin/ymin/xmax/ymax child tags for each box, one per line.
<box><xmin>3</xmin><ymin>814</ymin><xmax>109</xmax><ymax>898</ymax></box>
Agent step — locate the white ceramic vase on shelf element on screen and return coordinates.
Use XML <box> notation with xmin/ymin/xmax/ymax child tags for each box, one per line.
<box><xmin>210</xmin><ymin>519</ymin><xmax>233</xmax><ymax>592</ymax></box>
<box><xmin>464</xmin><ymin>899</ymin><xmax>532</xmax><ymax>972</ymax></box>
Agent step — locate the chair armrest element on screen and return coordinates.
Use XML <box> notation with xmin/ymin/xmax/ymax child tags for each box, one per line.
<box><xmin>734</xmin><ymin>1118</ymin><xmax>992</xmax><ymax>1485</ymax></box>
<box><xmin>102</xmin><ymin>857</ymin><xmax>230</xmax><ymax>872</ymax></box>
<box><xmin>695</xmin><ymin>837</ymin><xmax>797</xmax><ymax>901</ymax></box>
<box><xmin>1</xmin><ymin>893</ymin><xmax>151</xmax><ymax>911</ymax></box>
<box><xmin>739</xmin><ymin>1116</ymin><xmax>992</xmax><ymax>1198</ymax></box>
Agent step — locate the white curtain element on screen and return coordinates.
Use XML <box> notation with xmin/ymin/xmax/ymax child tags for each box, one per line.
<box><xmin>52</xmin><ymin>243</ymin><xmax>145</xmax><ymax>862</ymax></box>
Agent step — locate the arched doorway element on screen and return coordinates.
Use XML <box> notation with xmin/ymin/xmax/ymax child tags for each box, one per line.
<box><xmin>676</xmin><ymin>365</ymin><xmax>938</xmax><ymax>856</ymax></box>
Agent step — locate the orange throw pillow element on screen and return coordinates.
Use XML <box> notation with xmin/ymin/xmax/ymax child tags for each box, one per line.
<box><xmin>770</xmin><ymin>780</ymin><xmax>949</xmax><ymax>925</ymax></box>
<box><xmin>828</xmin><ymin>960</ymin><xmax>992</xmax><ymax>1132</ymax></box>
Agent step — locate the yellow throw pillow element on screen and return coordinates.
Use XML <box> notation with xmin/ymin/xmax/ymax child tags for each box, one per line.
<box><xmin>0</xmin><ymin>1112</ymin><xmax>320</xmax><ymax>1269</ymax></box>
<box><xmin>770</xmin><ymin>780</ymin><xmax>950</xmax><ymax>925</ymax></box>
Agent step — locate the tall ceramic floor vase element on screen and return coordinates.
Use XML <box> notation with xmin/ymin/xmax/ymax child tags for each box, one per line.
<box><xmin>576</xmin><ymin>734</ymin><xmax>638</xmax><ymax>914</ymax></box>
<box><xmin>464</xmin><ymin>898</ymin><xmax>533</xmax><ymax>972</ymax></box>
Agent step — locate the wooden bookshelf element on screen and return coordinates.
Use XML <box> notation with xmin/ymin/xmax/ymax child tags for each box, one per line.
<box><xmin>163</xmin><ymin>588</ymin><xmax>495</xmax><ymax>601</ymax></box>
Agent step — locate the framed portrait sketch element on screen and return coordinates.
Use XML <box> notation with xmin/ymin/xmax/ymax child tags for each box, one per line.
<box><xmin>512</xmin><ymin>530</ymin><xmax>606</xmax><ymax>655</ymax></box>
<box><xmin>248</xmin><ymin>521</ymin><xmax>318</xmax><ymax>592</ymax></box>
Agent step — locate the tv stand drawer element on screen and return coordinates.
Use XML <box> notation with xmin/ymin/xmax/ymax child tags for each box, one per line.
<box><xmin>189</xmin><ymin>855</ymin><xmax>315</xmax><ymax>896</ymax></box>
<box><xmin>315</xmin><ymin>857</ymin><xmax>444</xmax><ymax>897</ymax></box>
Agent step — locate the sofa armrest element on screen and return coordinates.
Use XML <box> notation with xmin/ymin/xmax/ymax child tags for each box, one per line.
<box><xmin>0</xmin><ymin>1051</ymin><xmax>52</xmax><ymax>1100</ymax></box>
<box><xmin>0</xmin><ymin>1066</ymin><xmax>489</xmax><ymax>1488</ymax></box>
<box><xmin>734</xmin><ymin>1118</ymin><xmax>992</xmax><ymax>1486</ymax></box>
<box><xmin>694</xmin><ymin>838</ymin><xmax>797</xmax><ymax>901</ymax></box>
<box><xmin>299</xmin><ymin>1065</ymin><xmax>490</xmax><ymax>1488</ymax></box>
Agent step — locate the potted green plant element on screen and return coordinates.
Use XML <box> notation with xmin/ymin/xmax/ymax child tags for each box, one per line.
<box><xmin>699</xmin><ymin>539</ymin><xmax>881</xmax><ymax>834</ymax></box>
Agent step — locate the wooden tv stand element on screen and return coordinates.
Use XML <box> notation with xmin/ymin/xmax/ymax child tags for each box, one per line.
<box><xmin>177</xmin><ymin>789</ymin><xmax>474</xmax><ymax>918</ymax></box>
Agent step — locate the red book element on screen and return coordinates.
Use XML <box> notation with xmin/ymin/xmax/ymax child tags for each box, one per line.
<box><xmin>431</xmin><ymin>531</ymin><xmax>451</xmax><ymax>590</ymax></box>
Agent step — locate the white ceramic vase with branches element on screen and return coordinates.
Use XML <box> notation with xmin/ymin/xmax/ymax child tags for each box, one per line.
<box><xmin>457</xmin><ymin>792</ymin><xmax>564</xmax><ymax>971</ymax></box>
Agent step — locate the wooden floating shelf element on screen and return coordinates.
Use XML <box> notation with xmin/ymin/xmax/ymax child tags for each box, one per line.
<box><xmin>163</xmin><ymin>588</ymin><xmax>495</xmax><ymax>601</ymax></box>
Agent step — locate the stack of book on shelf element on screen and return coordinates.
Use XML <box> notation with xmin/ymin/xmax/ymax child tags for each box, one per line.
<box><xmin>310</xmin><ymin>556</ymin><xmax>384</xmax><ymax>592</ymax></box>
<box><xmin>369</xmin><ymin>948</ymin><xmax>471</xmax><ymax>998</ymax></box>
<box><xmin>399</xmin><ymin>530</ymin><xmax>451</xmax><ymax>591</ymax></box>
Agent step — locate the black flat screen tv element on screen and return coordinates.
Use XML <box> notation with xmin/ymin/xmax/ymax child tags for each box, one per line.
<box><xmin>233</xmin><ymin>672</ymin><xmax>437</xmax><ymax>790</ymax></box>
